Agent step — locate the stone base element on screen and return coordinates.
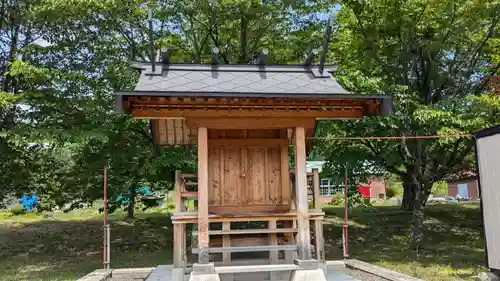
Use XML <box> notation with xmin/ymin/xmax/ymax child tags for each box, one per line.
<box><xmin>172</xmin><ymin>268</ymin><xmax>185</xmax><ymax>281</ymax></box>
<box><xmin>189</xmin><ymin>263</ymin><xmax>221</xmax><ymax>281</ymax></box>
<box><xmin>188</xmin><ymin>273</ymin><xmax>221</xmax><ymax>281</ymax></box>
<box><xmin>288</xmin><ymin>268</ymin><xmax>327</xmax><ymax>281</ymax></box>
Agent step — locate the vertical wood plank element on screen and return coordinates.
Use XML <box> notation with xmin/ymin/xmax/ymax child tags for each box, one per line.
<box><xmin>313</xmin><ymin>168</ymin><xmax>320</xmax><ymax>209</ymax></box>
<box><xmin>174</xmin><ymin>119</ymin><xmax>183</xmax><ymax>145</ymax></box>
<box><xmin>269</xmin><ymin>219</ymin><xmax>278</xmax><ymax>281</ymax></box>
<box><xmin>197</xmin><ymin>127</ymin><xmax>209</xmax><ymax>264</ymax></box>
<box><xmin>248</xmin><ymin>148</ymin><xmax>266</xmax><ymax>204</ymax></box>
<box><xmin>315</xmin><ymin>220</ymin><xmax>324</xmax><ymax>261</ymax></box>
<box><xmin>175</xmin><ymin>170</ymin><xmax>183</xmax><ymax>212</ymax></box>
<box><xmin>220</xmin><ymin>148</ymin><xmax>225</xmax><ymax>206</ymax></box>
<box><xmin>222</xmin><ymin>222</ymin><xmax>231</xmax><ymax>264</ymax></box>
<box><xmin>264</xmin><ymin>148</ymin><xmax>269</xmax><ymax>205</ymax></box>
<box><xmin>167</xmin><ymin>119</ymin><xmax>175</xmax><ymax>145</ymax></box>
<box><xmin>269</xmin><ymin>220</ymin><xmax>278</xmax><ymax>262</ymax></box>
<box><xmin>294</xmin><ymin>127</ymin><xmax>312</xmax><ymax>260</ymax></box>
<box><xmin>182</xmin><ymin>119</ymin><xmax>189</xmax><ymax>145</ymax></box>
<box><xmin>173</xmin><ymin>224</ymin><xmax>183</xmax><ymax>267</ymax></box>
<box><xmin>283</xmin><ymin>220</ymin><xmax>295</xmax><ymax>264</ymax></box>
<box><xmin>208</xmin><ymin>148</ymin><xmax>221</xmax><ymax>206</ymax></box>
<box><xmin>281</xmin><ymin>145</ymin><xmax>290</xmax><ymax>206</ymax></box>
<box><xmin>224</xmin><ymin>148</ymin><xmax>240</xmax><ymax>205</ymax></box>
<box><xmin>268</xmin><ymin>148</ymin><xmax>281</xmax><ymax>204</ymax></box>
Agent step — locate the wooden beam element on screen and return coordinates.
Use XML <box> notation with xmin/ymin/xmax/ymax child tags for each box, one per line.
<box><xmin>187</xmin><ymin>118</ymin><xmax>316</xmax><ymax>129</ymax></box>
<box><xmin>173</xmin><ymin>224</ymin><xmax>183</xmax><ymax>268</ymax></box>
<box><xmin>131</xmin><ymin>108</ymin><xmax>364</xmax><ymax>119</ymax></box>
<box><xmin>281</xmin><ymin>145</ymin><xmax>291</xmax><ymax>205</ymax></box>
<box><xmin>222</xmin><ymin>222</ymin><xmax>231</xmax><ymax>265</ymax></box>
<box><xmin>312</xmin><ymin>168</ymin><xmax>320</xmax><ymax>209</ymax></box>
<box><xmin>208</xmin><ymin>139</ymin><xmax>288</xmax><ymax>147</ymax></box>
<box><xmin>197</xmin><ymin>127</ymin><xmax>209</xmax><ymax>264</ymax></box>
<box><xmin>180</xmin><ymin>191</ymin><xmax>198</xmax><ymax>199</ymax></box>
<box><xmin>269</xmin><ymin>220</ymin><xmax>278</xmax><ymax>275</ymax></box>
<box><xmin>314</xmin><ymin>220</ymin><xmax>324</xmax><ymax>261</ymax></box>
<box><xmin>175</xmin><ymin>170</ymin><xmax>183</xmax><ymax>212</ymax></box>
<box><xmin>294</xmin><ymin>127</ymin><xmax>312</xmax><ymax>260</ymax></box>
<box><xmin>209</xmin><ymin>228</ymin><xmax>298</xmax><ymax>235</ymax></box>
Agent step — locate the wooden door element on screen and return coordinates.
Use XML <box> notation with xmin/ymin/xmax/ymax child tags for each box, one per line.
<box><xmin>207</xmin><ymin>141</ymin><xmax>290</xmax><ymax>214</ymax></box>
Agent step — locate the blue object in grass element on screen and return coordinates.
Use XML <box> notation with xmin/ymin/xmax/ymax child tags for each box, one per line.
<box><xmin>20</xmin><ymin>194</ymin><xmax>39</xmax><ymax>212</ymax></box>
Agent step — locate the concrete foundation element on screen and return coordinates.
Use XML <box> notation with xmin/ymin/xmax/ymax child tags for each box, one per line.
<box><xmin>289</xmin><ymin>268</ymin><xmax>327</xmax><ymax>281</ymax></box>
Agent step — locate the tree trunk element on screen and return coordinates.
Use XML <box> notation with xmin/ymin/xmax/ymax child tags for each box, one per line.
<box><xmin>409</xmin><ymin>182</ymin><xmax>431</xmax><ymax>251</ymax></box>
<box><xmin>401</xmin><ymin>175</ymin><xmax>416</xmax><ymax>210</ymax></box>
<box><xmin>127</xmin><ymin>187</ymin><xmax>135</xmax><ymax>219</ymax></box>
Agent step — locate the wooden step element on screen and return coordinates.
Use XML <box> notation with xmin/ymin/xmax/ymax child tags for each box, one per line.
<box><xmin>215</xmin><ymin>264</ymin><xmax>299</xmax><ymax>274</ymax></box>
<box><xmin>192</xmin><ymin>245</ymin><xmax>298</xmax><ymax>254</ymax></box>
<box><xmin>209</xmin><ymin>228</ymin><xmax>298</xmax><ymax>235</ymax></box>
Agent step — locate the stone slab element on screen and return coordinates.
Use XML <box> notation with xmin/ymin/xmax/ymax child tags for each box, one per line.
<box><xmin>294</xmin><ymin>259</ymin><xmax>320</xmax><ymax>270</ymax></box>
<box><xmin>345</xmin><ymin>259</ymin><xmax>423</xmax><ymax>281</ymax></box>
<box><xmin>76</xmin><ymin>269</ymin><xmax>111</xmax><ymax>281</ymax></box>
<box><xmin>146</xmin><ymin>265</ymin><xmax>173</xmax><ymax>281</ymax></box>
<box><xmin>326</xmin><ymin>265</ymin><xmax>359</xmax><ymax>281</ymax></box>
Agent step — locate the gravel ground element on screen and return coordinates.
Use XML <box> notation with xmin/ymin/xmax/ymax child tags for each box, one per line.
<box><xmin>332</xmin><ymin>265</ymin><xmax>389</xmax><ymax>281</ymax></box>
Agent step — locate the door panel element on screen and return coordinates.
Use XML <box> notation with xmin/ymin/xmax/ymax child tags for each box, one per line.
<box><xmin>207</xmin><ymin>142</ymin><xmax>290</xmax><ymax>212</ymax></box>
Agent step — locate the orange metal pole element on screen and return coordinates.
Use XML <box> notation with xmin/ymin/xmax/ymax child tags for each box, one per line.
<box><xmin>103</xmin><ymin>166</ymin><xmax>108</xmax><ymax>270</ymax></box>
<box><xmin>343</xmin><ymin>166</ymin><xmax>349</xmax><ymax>258</ymax></box>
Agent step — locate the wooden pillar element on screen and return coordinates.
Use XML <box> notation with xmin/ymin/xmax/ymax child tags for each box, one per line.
<box><xmin>294</xmin><ymin>127</ymin><xmax>312</xmax><ymax>260</ymax></box>
<box><xmin>312</xmin><ymin>168</ymin><xmax>320</xmax><ymax>209</ymax></box>
<box><xmin>314</xmin><ymin>220</ymin><xmax>324</xmax><ymax>261</ymax></box>
<box><xmin>173</xmin><ymin>224</ymin><xmax>184</xmax><ymax>267</ymax></box>
<box><xmin>197</xmin><ymin>127</ymin><xmax>209</xmax><ymax>264</ymax></box>
<box><xmin>173</xmin><ymin>170</ymin><xmax>186</xmax><ymax>270</ymax></box>
<box><xmin>222</xmin><ymin>222</ymin><xmax>231</xmax><ymax>264</ymax></box>
<box><xmin>175</xmin><ymin>170</ymin><xmax>183</xmax><ymax>212</ymax></box>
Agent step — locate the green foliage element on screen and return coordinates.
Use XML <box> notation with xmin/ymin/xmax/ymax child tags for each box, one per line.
<box><xmin>386</xmin><ymin>186</ymin><xmax>401</xmax><ymax>199</ymax></box>
<box><xmin>431</xmin><ymin>182</ymin><xmax>448</xmax><ymax>196</ymax></box>
<box><xmin>329</xmin><ymin>192</ymin><xmax>345</xmax><ymax>206</ymax></box>
<box><xmin>167</xmin><ymin>201</ymin><xmax>176</xmax><ymax>211</ymax></box>
<box><xmin>10</xmin><ymin>205</ymin><xmax>26</xmax><ymax>216</ymax></box>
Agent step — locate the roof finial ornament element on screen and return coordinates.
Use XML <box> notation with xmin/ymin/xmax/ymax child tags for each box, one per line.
<box><xmin>304</xmin><ymin>48</ymin><xmax>318</xmax><ymax>67</ymax></box>
<box><xmin>319</xmin><ymin>13</ymin><xmax>334</xmax><ymax>74</ymax></box>
<box><xmin>257</xmin><ymin>48</ymin><xmax>269</xmax><ymax>65</ymax></box>
<box><xmin>161</xmin><ymin>47</ymin><xmax>170</xmax><ymax>64</ymax></box>
<box><xmin>212</xmin><ymin>47</ymin><xmax>219</xmax><ymax>65</ymax></box>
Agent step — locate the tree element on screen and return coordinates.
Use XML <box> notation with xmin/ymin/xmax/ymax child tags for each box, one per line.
<box><xmin>315</xmin><ymin>0</ymin><xmax>500</xmax><ymax>248</ymax></box>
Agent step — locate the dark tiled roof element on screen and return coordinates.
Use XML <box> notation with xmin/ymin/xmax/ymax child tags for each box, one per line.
<box><xmin>131</xmin><ymin>62</ymin><xmax>350</xmax><ymax>95</ymax></box>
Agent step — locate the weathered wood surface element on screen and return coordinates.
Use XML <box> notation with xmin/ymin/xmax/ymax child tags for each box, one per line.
<box><xmin>294</xmin><ymin>127</ymin><xmax>312</xmax><ymax>260</ymax></box>
<box><xmin>313</xmin><ymin>168</ymin><xmax>320</xmax><ymax>209</ymax></box>
<box><xmin>192</xmin><ymin>245</ymin><xmax>298</xmax><ymax>254</ymax></box>
<box><xmin>175</xmin><ymin>170</ymin><xmax>183</xmax><ymax>212</ymax></box>
<box><xmin>209</xmin><ymin>228</ymin><xmax>298</xmax><ymax>235</ymax></box>
<box><xmin>222</xmin><ymin>222</ymin><xmax>231</xmax><ymax>265</ymax></box>
<box><xmin>197</xmin><ymin>127</ymin><xmax>209</xmax><ymax>264</ymax></box>
<box><xmin>206</xmin><ymin>133</ymin><xmax>292</xmax><ymax>213</ymax></box>
<box><xmin>171</xmin><ymin>211</ymin><xmax>324</xmax><ymax>224</ymax></box>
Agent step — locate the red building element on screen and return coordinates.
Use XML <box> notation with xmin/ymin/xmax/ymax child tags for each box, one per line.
<box><xmin>306</xmin><ymin>161</ymin><xmax>387</xmax><ymax>205</ymax></box>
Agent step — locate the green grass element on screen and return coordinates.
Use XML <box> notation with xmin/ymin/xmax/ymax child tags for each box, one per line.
<box><xmin>322</xmin><ymin>203</ymin><xmax>485</xmax><ymax>281</ymax></box>
<box><xmin>0</xmin><ymin>203</ymin><xmax>485</xmax><ymax>281</ymax></box>
<box><xmin>0</xmin><ymin>209</ymin><xmax>173</xmax><ymax>281</ymax></box>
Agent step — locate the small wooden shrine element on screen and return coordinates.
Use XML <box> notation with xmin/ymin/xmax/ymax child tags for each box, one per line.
<box><xmin>116</xmin><ymin>55</ymin><xmax>391</xmax><ymax>281</ymax></box>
